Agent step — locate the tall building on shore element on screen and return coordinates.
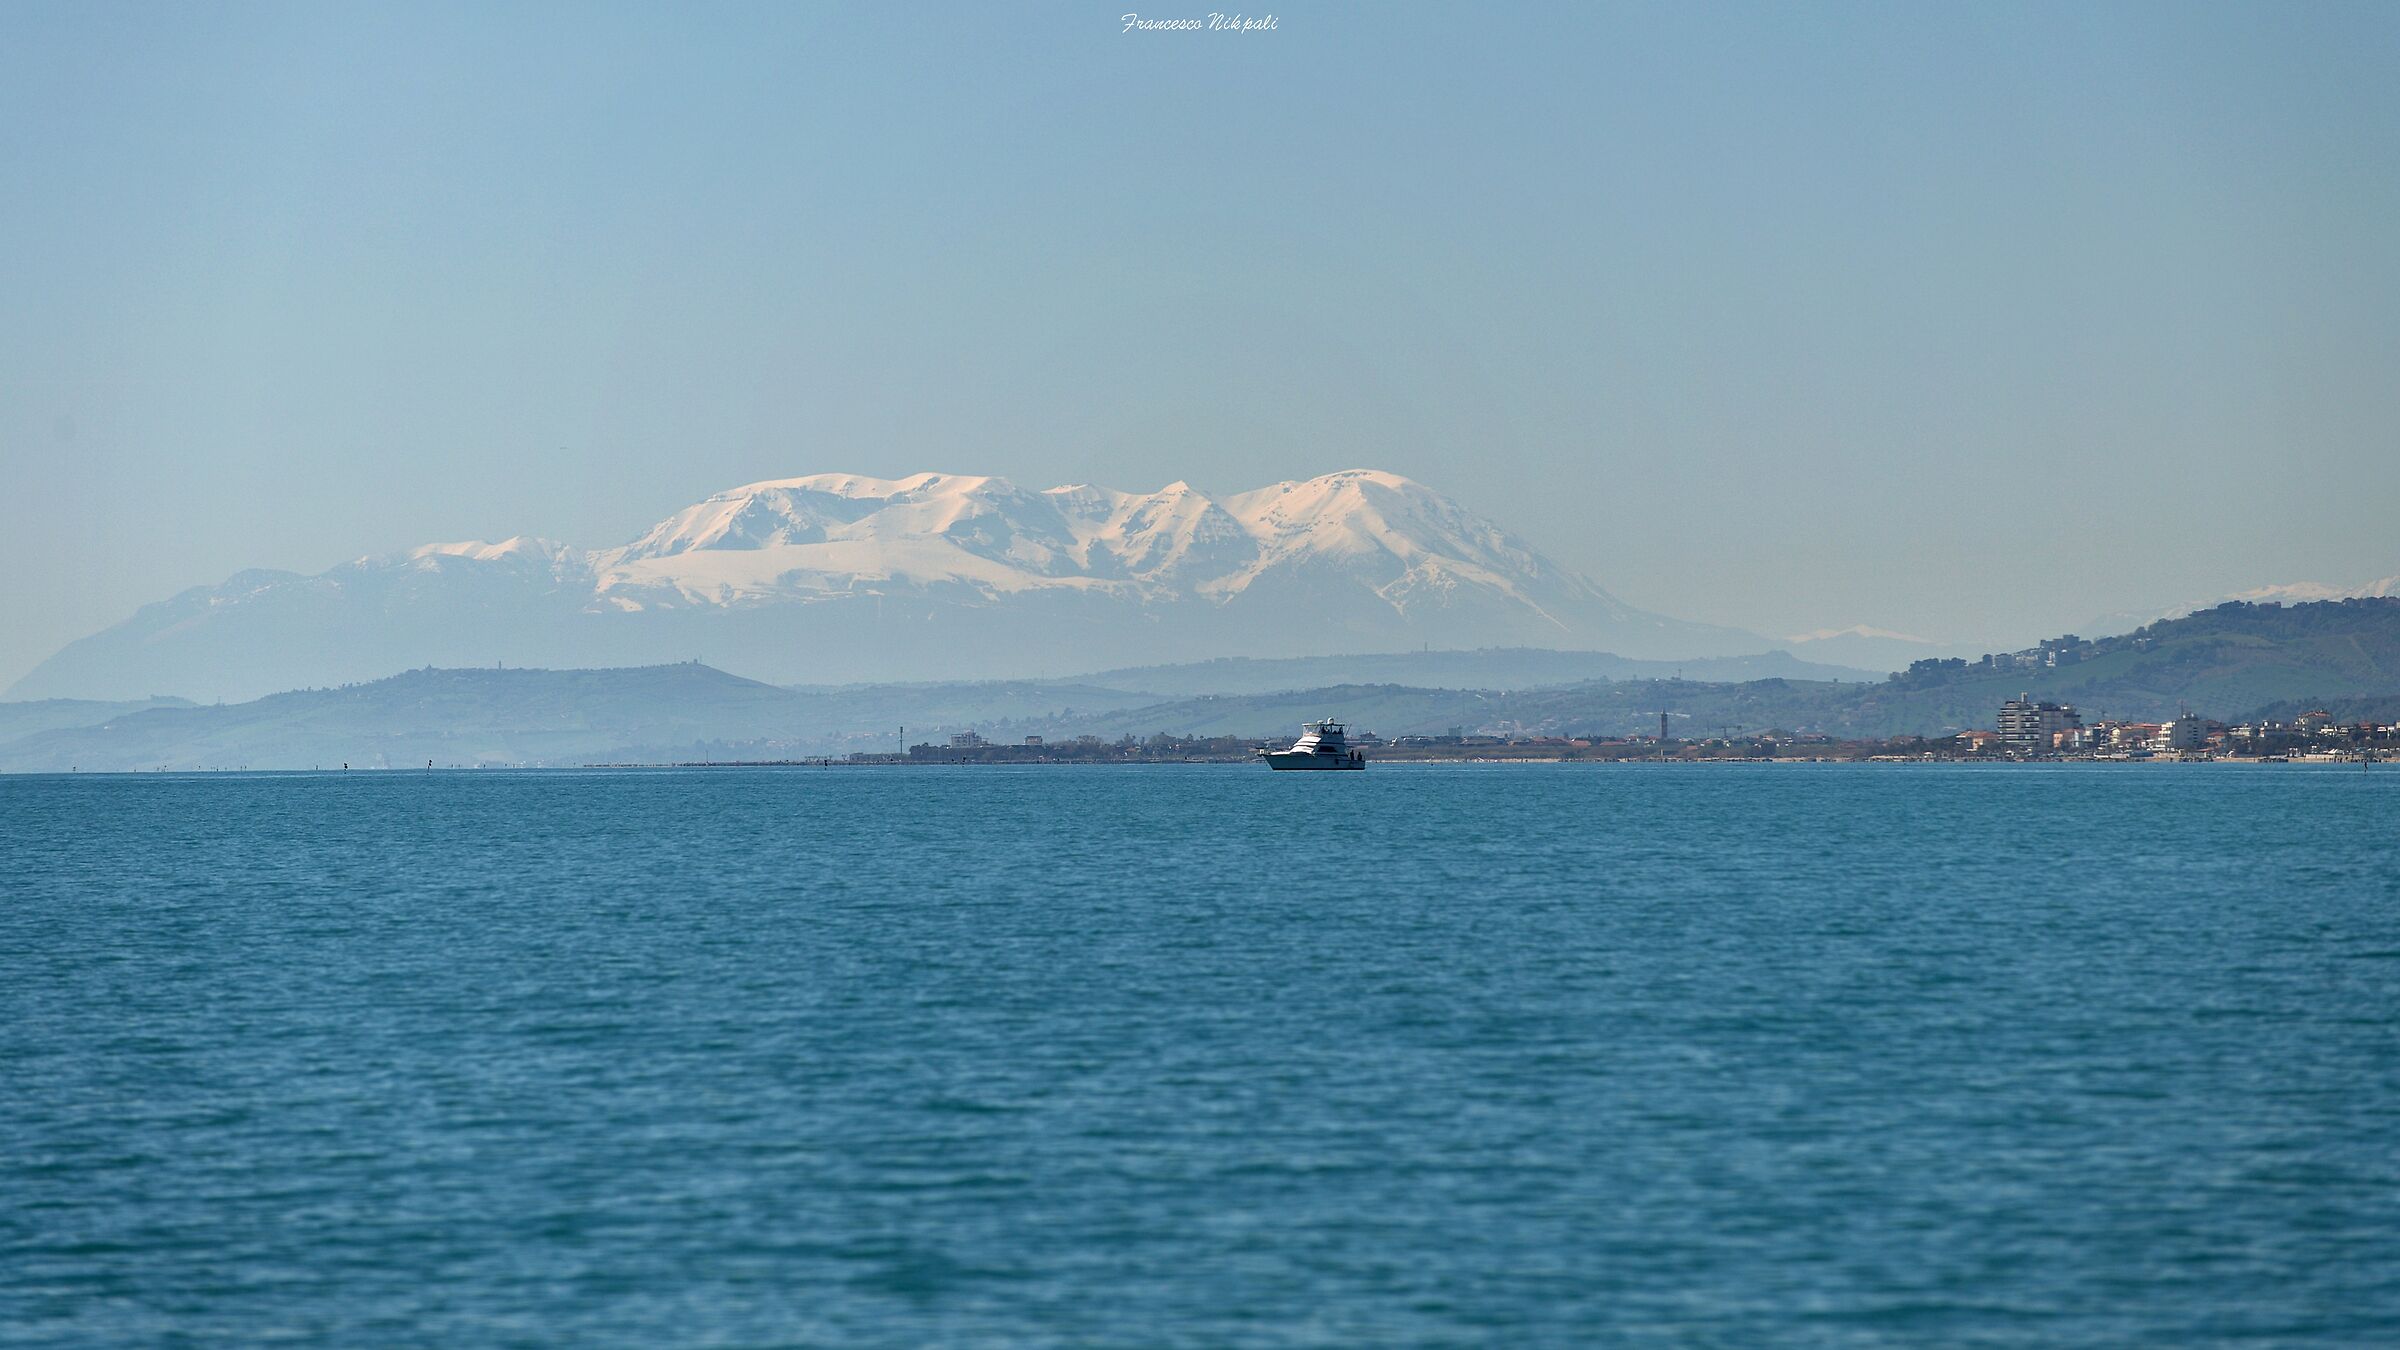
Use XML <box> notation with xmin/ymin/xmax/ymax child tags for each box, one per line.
<box><xmin>2155</xmin><ymin>715</ymin><xmax>2209</xmax><ymax>752</ymax></box>
<box><xmin>1998</xmin><ymin>693</ymin><xmax>2083</xmax><ymax>751</ymax></box>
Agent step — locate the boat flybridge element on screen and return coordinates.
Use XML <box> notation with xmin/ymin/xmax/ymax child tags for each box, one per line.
<box><xmin>1259</xmin><ymin>719</ymin><xmax>1367</xmax><ymax>770</ymax></box>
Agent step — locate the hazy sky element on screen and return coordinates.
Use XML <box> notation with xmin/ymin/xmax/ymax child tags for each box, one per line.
<box><xmin>5</xmin><ymin>1</ymin><xmax>2397</xmax><ymax>688</ymax></box>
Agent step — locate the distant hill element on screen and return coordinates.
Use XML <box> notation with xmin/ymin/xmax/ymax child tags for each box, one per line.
<box><xmin>981</xmin><ymin>679</ymin><xmax>1875</xmax><ymax>743</ymax></box>
<box><xmin>2085</xmin><ymin>572</ymin><xmax>2400</xmax><ymax>638</ymax></box>
<box><xmin>0</xmin><ymin>670</ymin><xmax>1884</xmax><ymax>769</ymax></box>
<box><xmin>9</xmin><ymin>600</ymin><xmax>2396</xmax><ymax>769</ymax></box>
<box><xmin>1871</xmin><ymin>598</ymin><xmax>2400</xmax><ymax>728</ymax></box>
<box><xmin>0</xmin><ymin>696</ymin><xmax>194</xmax><ymax>747</ymax></box>
<box><xmin>986</xmin><ymin>599</ymin><xmax>2400</xmax><ymax>740</ymax></box>
<box><xmin>2237</xmin><ymin>694</ymin><xmax>2400</xmax><ymax>726</ymax></box>
<box><xmin>1063</xmin><ymin>647</ymin><xmax>1878</xmax><ymax>697</ymax></box>
<box><xmin>0</xmin><ymin>666</ymin><xmax>1173</xmax><ymax>771</ymax></box>
<box><xmin>0</xmin><ymin>665</ymin><xmax>811</xmax><ymax>772</ymax></box>
<box><xmin>1776</xmin><ymin>625</ymin><xmax>1958</xmax><ymax>674</ymax></box>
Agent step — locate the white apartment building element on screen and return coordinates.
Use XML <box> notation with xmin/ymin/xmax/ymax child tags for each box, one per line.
<box><xmin>1997</xmin><ymin>694</ymin><xmax>2082</xmax><ymax>751</ymax></box>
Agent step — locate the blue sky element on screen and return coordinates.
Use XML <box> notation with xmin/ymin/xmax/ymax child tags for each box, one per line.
<box><xmin>4</xmin><ymin>1</ymin><xmax>2396</xmax><ymax>686</ymax></box>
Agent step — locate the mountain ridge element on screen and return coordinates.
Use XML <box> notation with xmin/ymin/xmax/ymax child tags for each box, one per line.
<box><xmin>8</xmin><ymin>468</ymin><xmax>1771</xmax><ymax>702</ymax></box>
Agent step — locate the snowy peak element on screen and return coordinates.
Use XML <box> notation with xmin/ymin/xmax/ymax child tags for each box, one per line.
<box><xmin>1044</xmin><ymin>479</ymin><xmax>1257</xmax><ymax>581</ymax></box>
<box><xmin>545</xmin><ymin>467</ymin><xmax>1634</xmax><ymax>620</ymax></box>
<box><xmin>225</xmin><ymin>469</ymin><xmax>1638</xmax><ymax>622</ymax></box>
<box><xmin>1229</xmin><ymin>470</ymin><xmax>1497</xmax><ymax>561</ymax></box>
<box><xmin>391</xmin><ymin>536</ymin><xmax>594</xmax><ymax>587</ymax></box>
<box><xmin>606</xmin><ymin>472</ymin><xmax>1320</xmax><ymax>600</ymax></box>
<box><xmin>1218</xmin><ymin>469</ymin><xmax>1620</xmax><ymax>623</ymax></box>
<box><xmin>596</xmin><ymin>472</ymin><xmax>1112</xmax><ymax>606</ymax></box>
<box><xmin>8</xmin><ymin>465</ymin><xmax>1790</xmax><ymax>702</ymax></box>
<box><xmin>614</xmin><ymin>473</ymin><xmax>1006</xmax><ymax>560</ymax></box>
<box><xmin>408</xmin><ymin>536</ymin><xmax>583</xmax><ymax>565</ymax></box>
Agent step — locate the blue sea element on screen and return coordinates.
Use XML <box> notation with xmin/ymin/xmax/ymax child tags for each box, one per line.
<box><xmin>5</xmin><ymin>763</ymin><xmax>2398</xmax><ymax>1345</ymax></box>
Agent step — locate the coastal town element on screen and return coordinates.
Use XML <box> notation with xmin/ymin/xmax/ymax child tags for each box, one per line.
<box><xmin>860</xmin><ymin>695</ymin><xmax>2396</xmax><ymax>765</ymax></box>
<box><xmin>1946</xmin><ymin>695</ymin><xmax>2391</xmax><ymax>762</ymax></box>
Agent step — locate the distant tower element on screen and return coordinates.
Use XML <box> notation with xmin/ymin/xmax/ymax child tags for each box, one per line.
<box><xmin>1660</xmin><ymin>711</ymin><xmax>1669</xmax><ymax>743</ymax></box>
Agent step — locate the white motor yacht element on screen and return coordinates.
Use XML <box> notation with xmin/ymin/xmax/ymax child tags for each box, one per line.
<box><xmin>1259</xmin><ymin>720</ymin><xmax>1367</xmax><ymax>770</ymax></box>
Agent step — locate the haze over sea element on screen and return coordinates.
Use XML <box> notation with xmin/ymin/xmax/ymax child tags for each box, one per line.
<box><xmin>6</xmin><ymin>764</ymin><xmax>2398</xmax><ymax>1345</ymax></box>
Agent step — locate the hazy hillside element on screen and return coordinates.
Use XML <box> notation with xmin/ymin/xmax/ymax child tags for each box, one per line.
<box><xmin>875</xmin><ymin>599</ymin><xmax>2400</xmax><ymax>741</ymax></box>
<box><xmin>10</xmin><ymin>600</ymin><xmax>2396</xmax><ymax>769</ymax></box>
<box><xmin>1065</xmin><ymin>647</ymin><xmax>1877</xmax><ymax>696</ymax></box>
<box><xmin>1872</xmin><ymin>599</ymin><xmax>2400</xmax><ymax>728</ymax></box>
<box><xmin>0</xmin><ymin>667</ymin><xmax>1174</xmax><ymax>771</ymax></box>
<box><xmin>964</xmin><ymin>599</ymin><xmax>2400</xmax><ymax>741</ymax></box>
<box><xmin>0</xmin><ymin>666</ymin><xmax>817</xmax><ymax>772</ymax></box>
<box><xmin>978</xmin><ymin>680</ymin><xmax>1873</xmax><ymax>743</ymax></box>
<box><xmin>0</xmin><ymin>697</ymin><xmax>193</xmax><ymax>747</ymax></box>
<box><xmin>0</xmin><ymin>670</ymin><xmax>1885</xmax><ymax>769</ymax></box>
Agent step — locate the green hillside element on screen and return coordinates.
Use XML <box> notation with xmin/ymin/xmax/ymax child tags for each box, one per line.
<box><xmin>988</xmin><ymin>600</ymin><xmax>2400</xmax><ymax>741</ymax></box>
<box><xmin>1869</xmin><ymin>598</ymin><xmax>2400</xmax><ymax>728</ymax></box>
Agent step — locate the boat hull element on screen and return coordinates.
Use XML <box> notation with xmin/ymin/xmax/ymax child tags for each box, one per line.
<box><xmin>1261</xmin><ymin>751</ymin><xmax>1364</xmax><ymax>770</ymax></box>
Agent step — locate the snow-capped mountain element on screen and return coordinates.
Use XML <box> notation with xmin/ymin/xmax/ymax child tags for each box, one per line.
<box><xmin>592</xmin><ymin>473</ymin><xmax>1267</xmax><ymax>605</ymax></box>
<box><xmin>8</xmin><ymin>469</ymin><xmax>1772</xmax><ymax>702</ymax></box>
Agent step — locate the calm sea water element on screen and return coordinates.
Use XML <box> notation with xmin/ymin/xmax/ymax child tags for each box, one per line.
<box><xmin>4</xmin><ymin>763</ymin><xmax>2398</xmax><ymax>1346</ymax></box>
